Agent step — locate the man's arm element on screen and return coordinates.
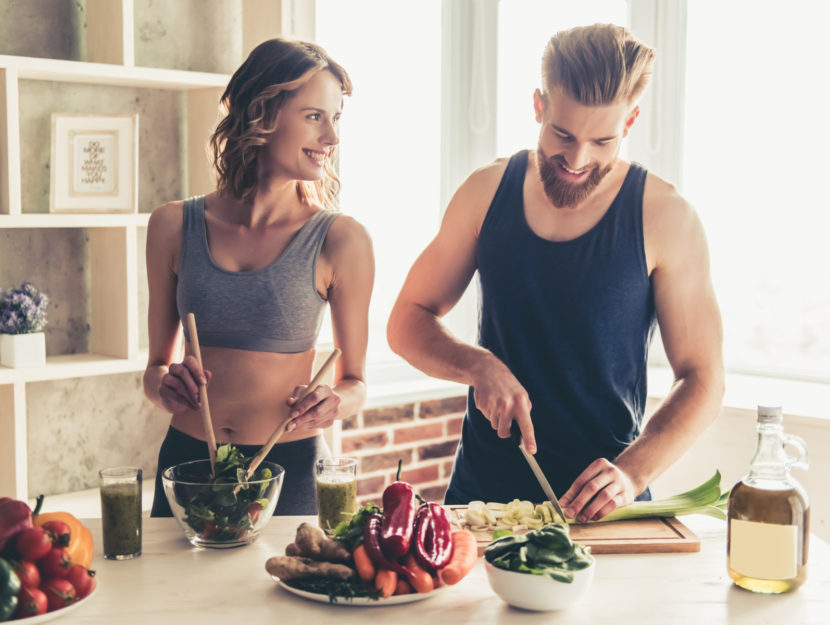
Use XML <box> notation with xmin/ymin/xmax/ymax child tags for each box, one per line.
<box><xmin>560</xmin><ymin>177</ymin><xmax>725</xmax><ymax>521</ymax></box>
<box><xmin>387</xmin><ymin>161</ymin><xmax>538</xmax><ymax>452</ymax></box>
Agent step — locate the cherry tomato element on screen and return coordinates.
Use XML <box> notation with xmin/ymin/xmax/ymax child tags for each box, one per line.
<box><xmin>16</xmin><ymin>586</ymin><xmax>48</xmax><ymax>617</ymax></box>
<box><xmin>41</xmin><ymin>520</ymin><xmax>72</xmax><ymax>548</ymax></box>
<box><xmin>65</xmin><ymin>565</ymin><xmax>96</xmax><ymax>599</ymax></box>
<box><xmin>14</xmin><ymin>528</ymin><xmax>53</xmax><ymax>561</ymax></box>
<box><xmin>38</xmin><ymin>547</ymin><xmax>72</xmax><ymax>579</ymax></box>
<box><xmin>13</xmin><ymin>560</ymin><xmax>40</xmax><ymax>588</ymax></box>
<box><xmin>41</xmin><ymin>578</ymin><xmax>76</xmax><ymax>611</ymax></box>
<box><xmin>247</xmin><ymin>502</ymin><xmax>263</xmax><ymax>525</ymax></box>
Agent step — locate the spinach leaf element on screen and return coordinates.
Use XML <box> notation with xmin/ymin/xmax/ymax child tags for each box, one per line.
<box><xmin>483</xmin><ymin>523</ymin><xmax>594</xmax><ymax>584</ymax></box>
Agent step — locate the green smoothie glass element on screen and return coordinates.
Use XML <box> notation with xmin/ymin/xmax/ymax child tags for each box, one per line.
<box><xmin>315</xmin><ymin>457</ymin><xmax>357</xmax><ymax>533</ymax></box>
<box><xmin>99</xmin><ymin>466</ymin><xmax>142</xmax><ymax>560</ymax></box>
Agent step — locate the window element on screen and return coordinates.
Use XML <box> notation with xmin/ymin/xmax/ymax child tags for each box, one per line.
<box><xmin>315</xmin><ymin>0</ymin><xmax>443</xmax><ymax>374</ymax></box>
<box><xmin>682</xmin><ymin>1</ymin><xmax>830</xmax><ymax>381</ymax></box>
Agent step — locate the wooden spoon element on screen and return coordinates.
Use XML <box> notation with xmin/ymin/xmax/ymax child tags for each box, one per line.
<box><xmin>245</xmin><ymin>348</ymin><xmax>341</xmax><ymax>479</ymax></box>
<box><xmin>185</xmin><ymin>312</ymin><xmax>217</xmax><ymax>472</ymax></box>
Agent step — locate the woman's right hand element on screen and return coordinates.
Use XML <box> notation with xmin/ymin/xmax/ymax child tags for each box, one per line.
<box><xmin>158</xmin><ymin>355</ymin><xmax>211</xmax><ymax>414</ymax></box>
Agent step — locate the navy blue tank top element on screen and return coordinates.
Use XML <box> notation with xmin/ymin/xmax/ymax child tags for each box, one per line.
<box><xmin>446</xmin><ymin>150</ymin><xmax>656</xmax><ymax>504</ymax></box>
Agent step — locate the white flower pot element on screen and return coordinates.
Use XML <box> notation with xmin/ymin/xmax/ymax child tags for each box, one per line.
<box><xmin>0</xmin><ymin>332</ymin><xmax>46</xmax><ymax>368</ymax></box>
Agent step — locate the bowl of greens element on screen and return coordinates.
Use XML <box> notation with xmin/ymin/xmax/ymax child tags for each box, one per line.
<box><xmin>484</xmin><ymin>524</ymin><xmax>595</xmax><ymax>611</ymax></box>
<box><xmin>162</xmin><ymin>444</ymin><xmax>284</xmax><ymax>548</ymax></box>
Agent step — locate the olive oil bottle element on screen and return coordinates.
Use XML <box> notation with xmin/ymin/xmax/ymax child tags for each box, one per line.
<box><xmin>727</xmin><ymin>405</ymin><xmax>809</xmax><ymax>593</ymax></box>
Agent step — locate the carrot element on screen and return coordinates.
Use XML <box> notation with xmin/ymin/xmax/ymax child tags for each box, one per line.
<box><xmin>437</xmin><ymin>530</ymin><xmax>477</xmax><ymax>586</ymax></box>
<box><xmin>374</xmin><ymin>568</ymin><xmax>398</xmax><ymax>598</ymax></box>
<box><xmin>352</xmin><ymin>544</ymin><xmax>376</xmax><ymax>583</ymax></box>
<box><xmin>403</xmin><ymin>553</ymin><xmax>435</xmax><ymax>594</ymax></box>
<box><xmin>394</xmin><ymin>578</ymin><xmax>413</xmax><ymax>595</ymax></box>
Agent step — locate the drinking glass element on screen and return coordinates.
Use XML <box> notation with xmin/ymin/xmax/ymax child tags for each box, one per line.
<box><xmin>99</xmin><ymin>466</ymin><xmax>142</xmax><ymax>560</ymax></box>
<box><xmin>315</xmin><ymin>457</ymin><xmax>357</xmax><ymax>533</ymax></box>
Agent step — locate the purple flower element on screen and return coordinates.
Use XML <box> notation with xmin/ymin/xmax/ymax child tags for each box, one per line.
<box><xmin>0</xmin><ymin>281</ymin><xmax>49</xmax><ymax>334</ymax></box>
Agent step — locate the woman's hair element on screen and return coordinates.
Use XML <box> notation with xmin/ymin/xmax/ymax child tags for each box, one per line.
<box><xmin>541</xmin><ymin>24</ymin><xmax>655</xmax><ymax>106</ymax></box>
<box><xmin>210</xmin><ymin>38</ymin><xmax>352</xmax><ymax>209</ymax></box>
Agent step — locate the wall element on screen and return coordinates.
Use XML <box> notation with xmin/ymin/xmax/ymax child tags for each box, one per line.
<box><xmin>340</xmin><ymin>395</ymin><xmax>465</xmax><ymax>505</ymax></box>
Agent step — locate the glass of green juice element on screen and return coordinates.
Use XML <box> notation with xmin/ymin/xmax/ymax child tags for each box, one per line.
<box><xmin>99</xmin><ymin>466</ymin><xmax>142</xmax><ymax>560</ymax></box>
<box><xmin>315</xmin><ymin>457</ymin><xmax>357</xmax><ymax>533</ymax></box>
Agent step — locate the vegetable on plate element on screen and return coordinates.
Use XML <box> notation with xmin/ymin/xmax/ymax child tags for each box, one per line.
<box><xmin>0</xmin><ymin>557</ymin><xmax>21</xmax><ymax>622</ymax></box>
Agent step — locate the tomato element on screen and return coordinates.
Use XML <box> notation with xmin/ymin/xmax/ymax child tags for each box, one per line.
<box><xmin>41</xmin><ymin>578</ymin><xmax>76</xmax><ymax>611</ymax></box>
<box><xmin>41</xmin><ymin>520</ymin><xmax>72</xmax><ymax>548</ymax></box>
<box><xmin>247</xmin><ymin>502</ymin><xmax>263</xmax><ymax>525</ymax></box>
<box><xmin>34</xmin><ymin>512</ymin><xmax>94</xmax><ymax>569</ymax></box>
<box><xmin>13</xmin><ymin>560</ymin><xmax>40</xmax><ymax>589</ymax></box>
<box><xmin>16</xmin><ymin>586</ymin><xmax>48</xmax><ymax>617</ymax></box>
<box><xmin>14</xmin><ymin>528</ymin><xmax>53</xmax><ymax>561</ymax></box>
<box><xmin>65</xmin><ymin>565</ymin><xmax>95</xmax><ymax>599</ymax></box>
<box><xmin>38</xmin><ymin>548</ymin><xmax>71</xmax><ymax>579</ymax></box>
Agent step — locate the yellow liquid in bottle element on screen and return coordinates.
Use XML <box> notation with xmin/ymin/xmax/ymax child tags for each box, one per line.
<box><xmin>727</xmin><ymin>482</ymin><xmax>809</xmax><ymax>593</ymax></box>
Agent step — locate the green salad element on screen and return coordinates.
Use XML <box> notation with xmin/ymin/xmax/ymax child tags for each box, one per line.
<box><xmin>180</xmin><ymin>444</ymin><xmax>272</xmax><ymax>541</ymax></box>
<box><xmin>484</xmin><ymin>524</ymin><xmax>594</xmax><ymax>583</ymax></box>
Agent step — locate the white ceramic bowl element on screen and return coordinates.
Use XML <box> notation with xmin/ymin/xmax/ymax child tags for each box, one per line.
<box><xmin>485</xmin><ymin>559</ymin><xmax>596</xmax><ymax>611</ymax></box>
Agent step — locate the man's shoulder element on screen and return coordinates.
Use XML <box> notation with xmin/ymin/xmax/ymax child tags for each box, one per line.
<box><xmin>452</xmin><ymin>156</ymin><xmax>516</xmax><ymax>217</ymax></box>
<box><xmin>641</xmin><ymin>170</ymin><xmax>707</xmax><ymax>268</ymax></box>
<box><xmin>465</xmin><ymin>156</ymin><xmax>513</xmax><ymax>189</ymax></box>
<box><xmin>642</xmin><ymin>170</ymin><xmax>696</xmax><ymax>226</ymax></box>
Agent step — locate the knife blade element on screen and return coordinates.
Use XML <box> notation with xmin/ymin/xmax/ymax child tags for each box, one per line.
<box><xmin>516</xmin><ymin>436</ymin><xmax>569</xmax><ymax>523</ymax></box>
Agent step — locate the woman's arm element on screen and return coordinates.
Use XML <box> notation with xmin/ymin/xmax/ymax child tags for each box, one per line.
<box><xmin>143</xmin><ymin>201</ymin><xmax>207</xmax><ymax>414</ymax></box>
<box><xmin>286</xmin><ymin>215</ymin><xmax>374</xmax><ymax>432</ymax></box>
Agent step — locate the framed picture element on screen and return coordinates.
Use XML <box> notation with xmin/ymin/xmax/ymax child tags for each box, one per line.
<box><xmin>50</xmin><ymin>113</ymin><xmax>138</xmax><ymax>213</ymax></box>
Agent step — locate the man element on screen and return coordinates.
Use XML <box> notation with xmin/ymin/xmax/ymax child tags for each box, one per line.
<box><xmin>387</xmin><ymin>24</ymin><xmax>724</xmax><ymax>522</ymax></box>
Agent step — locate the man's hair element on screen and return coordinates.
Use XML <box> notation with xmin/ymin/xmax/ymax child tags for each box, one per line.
<box><xmin>541</xmin><ymin>24</ymin><xmax>655</xmax><ymax>106</ymax></box>
<box><xmin>210</xmin><ymin>38</ymin><xmax>352</xmax><ymax>209</ymax></box>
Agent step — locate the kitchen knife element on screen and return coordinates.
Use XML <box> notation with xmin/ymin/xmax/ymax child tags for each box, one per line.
<box><xmin>515</xmin><ymin>433</ymin><xmax>569</xmax><ymax>522</ymax></box>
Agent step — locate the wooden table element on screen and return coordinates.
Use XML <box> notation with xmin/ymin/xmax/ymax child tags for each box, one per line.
<box><xmin>57</xmin><ymin>515</ymin><xmax>828</xmax><ymax>624</ymax></box>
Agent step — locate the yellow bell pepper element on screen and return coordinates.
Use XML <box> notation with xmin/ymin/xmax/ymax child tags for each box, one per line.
<box><xmin>34</xmin><ymin>512</ymin><xmax>94</xmax><ymax>569</ymax></box>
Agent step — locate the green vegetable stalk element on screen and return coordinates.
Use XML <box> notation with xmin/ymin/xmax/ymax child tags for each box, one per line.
<box><xmin>590</xmin><ymin>471</ymin><xmax>729</xmax><ymax>523</ymax></box>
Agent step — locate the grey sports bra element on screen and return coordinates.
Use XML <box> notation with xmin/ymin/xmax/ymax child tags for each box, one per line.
<box><xmin>176</xmin><ymin>195</ymin><xmax>338</xmax><ymax>353</ymax></box>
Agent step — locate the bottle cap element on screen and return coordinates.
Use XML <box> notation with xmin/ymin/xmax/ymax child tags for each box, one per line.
<box><xmin>757</xmin><ymin>405</ymin><xmax>783</xmax><ymax>423</ymax></box>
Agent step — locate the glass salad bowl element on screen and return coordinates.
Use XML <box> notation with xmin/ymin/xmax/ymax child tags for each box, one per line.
<box><xmin>162</xmin><ymin>459</ymin><xmax>284</xmax><ymax>548</ymax></box>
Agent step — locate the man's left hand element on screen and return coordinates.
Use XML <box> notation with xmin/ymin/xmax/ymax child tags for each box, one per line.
<box><xmin>558</xmin><ymin>458</ymin><xmax>637</xmax><ymax>522</ymax></box>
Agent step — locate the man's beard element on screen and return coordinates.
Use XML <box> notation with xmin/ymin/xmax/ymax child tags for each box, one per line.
<box><xmin>536</xmin><ymin>146</ymin><xmax>614</xmax><ymax>208</ymax></box>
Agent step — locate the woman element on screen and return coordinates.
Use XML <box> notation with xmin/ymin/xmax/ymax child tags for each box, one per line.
<box><xmin>143</xmin><ymin>38</ymin><xmax>374</xmax><ymax>516</ymax></box>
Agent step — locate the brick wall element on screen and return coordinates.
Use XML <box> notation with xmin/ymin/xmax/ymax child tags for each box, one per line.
<box><xmin>340</xmin><ymin>395</ymin><xmax>467</xmax><ymax>505</ymax></box>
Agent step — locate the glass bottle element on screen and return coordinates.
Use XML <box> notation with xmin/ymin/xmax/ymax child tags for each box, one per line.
<box><xmin>727</xmin><ymin>405</ymin><xmax>809</xmax><ymax>593</ymax></box>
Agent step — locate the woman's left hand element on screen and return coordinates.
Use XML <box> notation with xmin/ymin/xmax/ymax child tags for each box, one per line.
<box><xmin>285</xmin><ymin>384</ymin><xmax>342</xmax><ymax>432</ymax></box>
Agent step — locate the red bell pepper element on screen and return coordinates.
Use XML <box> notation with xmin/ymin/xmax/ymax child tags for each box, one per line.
<box><xmin>363</xmin><ymin>513</ymin><xmax>419</xmax><ymax>588</ymax></box>
<box><xmin>0</xmin><ymin>495</ymin><xmax>42</xmax><ymax>553</ymax></box>
<box><xmin>413</xmin><ymin>502</ymin><xmax>453</xmax><ymax>572</ymax></box>
<box><xmin>380</xmin><ymin>460</ymin><xmax>416</xmax><ymax>558</ymax></box>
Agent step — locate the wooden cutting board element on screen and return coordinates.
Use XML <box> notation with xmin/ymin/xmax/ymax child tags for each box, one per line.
<box><xmin>448</xmin><ymin>507</ymin><xmax>701</xmax><ymax>555</ymax></box>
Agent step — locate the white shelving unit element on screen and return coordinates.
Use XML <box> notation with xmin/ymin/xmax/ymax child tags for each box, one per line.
<box><xmin>0</xmin><ymin>0</ymin><xmax>298</xmax><ymax>499</ymax></box>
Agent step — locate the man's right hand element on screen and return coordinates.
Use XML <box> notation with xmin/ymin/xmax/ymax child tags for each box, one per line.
<box><xmin>471</xmin><ymin>355</ymin><xmax>536</xmax><ymax>453</ymax></box>
<box><xmin>158</xmin><ymin>355</ymin><xmax>210</xmax><ymax>414</ymax></box>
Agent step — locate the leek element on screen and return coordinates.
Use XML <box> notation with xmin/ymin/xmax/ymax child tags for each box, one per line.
<box><xmin>585</xmin><ymin>470</ymin><xmax>730</xmax><ymax>523</ymax></box>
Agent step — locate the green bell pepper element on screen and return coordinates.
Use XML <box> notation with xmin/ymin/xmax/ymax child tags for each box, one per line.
<box><xmin>0</xmin><ymin>557</ymin><xmax>20</xmax><ymax>621</ymax></box>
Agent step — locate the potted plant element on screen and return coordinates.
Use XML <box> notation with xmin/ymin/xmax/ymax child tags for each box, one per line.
<box><xmin>0</xmin><ymin>281</ymin><xmax>49</xmax><ymax>368</ymax></box>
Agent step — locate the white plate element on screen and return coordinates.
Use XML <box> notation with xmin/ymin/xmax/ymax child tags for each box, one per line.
<box><xmin>276</xmin><ymin>578</ymin><xmax>445</xmax><ymax>606</ymax></box>
<box><xmin>15</xmin><ymin>584</ymin><xmax>98</xmax><ymax>624</ymax></box>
